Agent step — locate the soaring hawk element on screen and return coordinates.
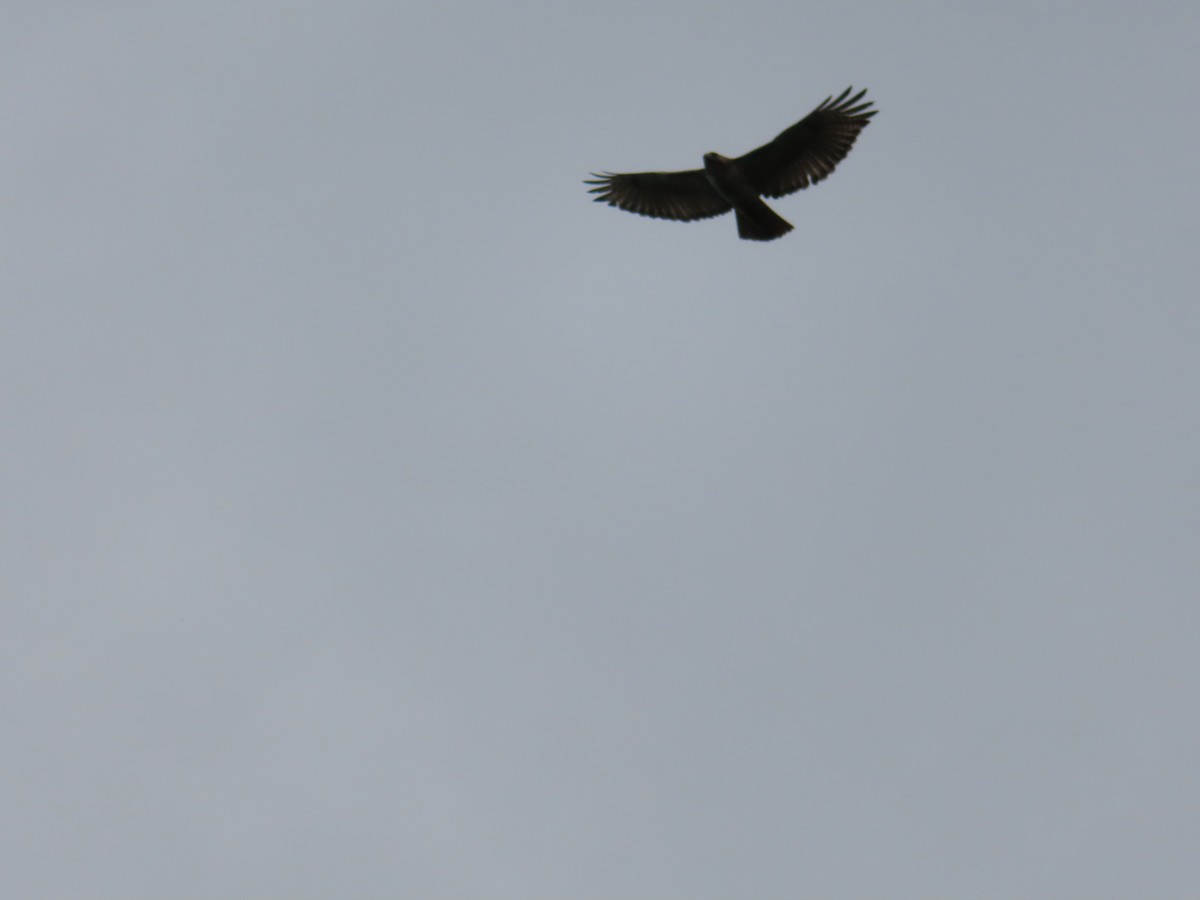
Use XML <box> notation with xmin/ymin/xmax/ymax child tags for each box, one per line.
<box><xmin>586</xmin><ymin>87</ymin><xmax>876</xmax><ymax>241</ymax></box>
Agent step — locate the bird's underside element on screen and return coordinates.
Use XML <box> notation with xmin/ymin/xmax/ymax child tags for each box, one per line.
<box><xmin>586</xmin><ymin>86</ymin><xmax>876</xmax><ymax>242</ymax></box>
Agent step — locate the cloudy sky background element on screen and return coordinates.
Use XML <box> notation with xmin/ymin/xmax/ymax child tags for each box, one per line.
<box><xmin>3</xmin><ymin>3</ymin><xmax>1198</xmax><ymax>897</ymax></box>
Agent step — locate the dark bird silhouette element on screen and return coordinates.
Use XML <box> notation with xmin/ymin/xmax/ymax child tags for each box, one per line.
<box><xmin>586</xmin><ymin>87</ymin><xmax>876</xmax><ymax>241</ymax></box>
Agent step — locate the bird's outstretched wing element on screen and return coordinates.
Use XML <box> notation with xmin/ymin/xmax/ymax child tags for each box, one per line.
<box><xmin>736</xmin><ymin>87</ymin><xmax>876</xmax><ymax>199</ymax></box>
<box><xmin>585</xmin><ymin>169</ymin><xmax>731</xmax><ymax>222</ymax></box>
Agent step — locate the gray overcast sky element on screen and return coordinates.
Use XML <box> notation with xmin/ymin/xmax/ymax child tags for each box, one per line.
<box><xmin>3</xmin><ymin>3</ymin><xmax>1198</xmax><ymax>897</ymax></box>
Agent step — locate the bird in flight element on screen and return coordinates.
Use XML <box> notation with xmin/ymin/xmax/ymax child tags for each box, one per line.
<box><xmin>586</xmin><ymin>87</ymin><xmax>876</xmax><ymax>242</ymax></box>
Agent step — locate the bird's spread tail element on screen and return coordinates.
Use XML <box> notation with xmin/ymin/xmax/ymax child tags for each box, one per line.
<box><xmin>736</xmin><ymin>200</ymin><xmax>793</xmax><ymax>241</ymax></box>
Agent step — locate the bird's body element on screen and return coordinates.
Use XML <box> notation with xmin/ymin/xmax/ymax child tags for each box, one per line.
<box><xmin>586</xmin><ymin>87</ymin><xmax>876</xmax><ymax>242</ymax></box>
<box><xmin>702</xmin><ymin>153</ymin><xmax>794</xmax><ymax>241</ymax></box>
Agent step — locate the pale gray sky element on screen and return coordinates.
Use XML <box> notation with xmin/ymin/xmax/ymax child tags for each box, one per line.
<box><xmin>2</xmin><ymin>3</ymin><xmax>1198</xmax><ymax>897</ymax></box>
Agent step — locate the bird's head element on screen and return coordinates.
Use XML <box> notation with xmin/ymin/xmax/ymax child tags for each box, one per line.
<box><xmin>703</xmin><ymin>152</ymin><xmax>731</xmax><ymax>169</ymax></box>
